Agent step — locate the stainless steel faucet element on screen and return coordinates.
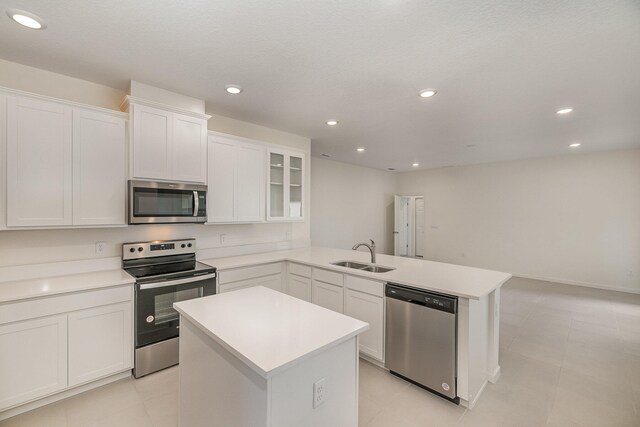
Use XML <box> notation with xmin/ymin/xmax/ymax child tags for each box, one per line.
<box><xmin>352</xmin><ymin>239</ymin><xmax>376</xmax><ymax>264</ymax></box>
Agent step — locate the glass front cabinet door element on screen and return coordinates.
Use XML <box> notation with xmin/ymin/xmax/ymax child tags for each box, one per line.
<box><xmin>267</xmin><ymin>150</ymin><xmax>304</xmax><ymax>221</ymax></box>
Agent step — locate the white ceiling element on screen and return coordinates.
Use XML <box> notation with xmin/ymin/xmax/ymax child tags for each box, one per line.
<box><xmin>1</xmin><ymin>0</ymin><xmax>639</xmax><ymax>171</ymax></box>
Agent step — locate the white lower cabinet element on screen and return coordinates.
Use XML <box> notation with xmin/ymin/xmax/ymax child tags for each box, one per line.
<box><xmin>311</xmin><ymin>280</ymin><xmax>344</xmax><ymax>313</ymax></box>
<box><xmin>256</xmin><ymin>274</ymin><xmax>283</xmax><ymax>292</ymax></box>
<box><xmin>287</xmin><ymin>274</ymin><xmax>312</xmax><ymax>302</ymax></box>
<box><xmin>68</xmin><ymin>302</ymin><xmax>133</xmax><ymax>387</ymax></box>
<box><xmin>218</xmin><ymin>263</ymin><xmax>284</xmax><ymax>294</ymax></box>
<box><xmin>0</xmin><ymin>285</ymin><xmax>133</xmax><ymax>412</ymax></box>
<box><xmin>345</xmin><ymin>289</ymin><xmax>384</xmax><ymax>361</ymax></box>
<box><xmin>0</xmin><ymin>315</ymin><xmax>68</xmax><ymax>410</ymax></box>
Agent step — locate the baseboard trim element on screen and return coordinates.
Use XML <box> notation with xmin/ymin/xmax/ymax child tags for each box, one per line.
<box><xmin>0</xmin><ymin>370</ymin><xmax>131</xmax><ymax>421</ymax></box>
<box><xmin>488</xmin><ymin>365</ymin><xmax>501</xmax><ymax>383</ymax></box>
<box><xmin>512</xmin><ymin>273</ymin><xmax>640</xmax><ymax>295</ymax></box>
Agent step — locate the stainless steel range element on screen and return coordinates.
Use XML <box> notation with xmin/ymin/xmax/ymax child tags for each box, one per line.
<box><xmin>123</xmin><ymin>239</ymin><xmax>216</xmax><ymax>378</ymax></box>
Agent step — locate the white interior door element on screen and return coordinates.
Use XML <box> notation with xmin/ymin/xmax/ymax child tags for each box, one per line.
<box><xmin>415</xmin><ymin>197</ymin><xmax>425</xmax><ymax>258</ymax></box>
<box><xmin>394</xmin><ymin>195</ymin><xmax>409</xmax><ymax>256</ymax></box>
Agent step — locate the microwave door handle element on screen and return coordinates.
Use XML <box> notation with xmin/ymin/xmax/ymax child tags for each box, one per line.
<box><xmin>193</xmin><ymin>191</ymin><xmax>199</xmax><ymax>216</ymax></box>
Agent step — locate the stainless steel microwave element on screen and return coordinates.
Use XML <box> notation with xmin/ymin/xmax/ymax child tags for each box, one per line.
<box><xmin>128</xmin><ymin>180</ymin><xmax>207</xmax><ymax>224</ymax></box>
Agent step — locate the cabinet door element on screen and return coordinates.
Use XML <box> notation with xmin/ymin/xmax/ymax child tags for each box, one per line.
<box><xmin>236</xmin><ymin>143</ymin><xmax>265</xmax><ymax>222</ymax></box>
<box><xmin>132</xmin><ymin>104</ymin><xmax>171</xmax><ymax>180</ymax></box>
<box><xmin>72</xmin><ymin>109</ymin><xmax>126</xmax><ymax>225</ymax></box>
<box><xmin>256</xmin><ymin>274</ymin><xmax>283</xmax><ymax>293</ymax></box>
<box><xmin>68</xmin><ymin>302</ymin><xmax>133</xmax><ymax>387</ymax></box>
<box><xmin>288</xmin><ymin>274</ymin><xmax>312</xmax><ymax>302</ymax></box>
<box><xmin>172</xmin><ymin>114</ymin><xmax>207</xmax><ymax>183</ymax></box>
<box><xmin>288</xmin><ymin>153</ymin><xmax>304</xmax><ymax>220</ymax></box>
<box><xmin>7</xmin><ymin>96</ymin><xmax>73</xmax><ymax>226</ymax></box>
<box><xmin>312</xmin><ymin>280</ymin><xmax>344</xmax><ymax>313</ymax></box>
<box><xmin>207</xmin><ymin>137</ymin><xmax>237</xmax><ymax>222</ymax></box>
<box><xmin>267</xmin><ymin>150</ymin><xmax>304</xmax><ymax>222</ymax></box>
<box><xmin>267</xmin><ymin>151</ymin><xmax>286</xmax><ymax>220</ymax></box>
<box><xmin>0</xmin><ymin>315</ymin><xmax>67</xmax><ymax>410</ymax></box>
<box><xmin>345</xmin><ymin>289</ymin><xmax>384</xmax><ymax>361</ymax></box>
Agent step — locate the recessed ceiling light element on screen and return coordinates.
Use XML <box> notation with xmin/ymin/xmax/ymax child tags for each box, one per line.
<box><xmin>321</xmin><ymin>153</ymin><xmax>331</xmax><ymax>158</ymax></box>
<box><xmin>556</xmin><ymin>107</ymin><xmax>573</xmax><ymax>115</ymax></box>
<box><xmin>6</xmin><ymin>9</ymin><xmax>46</xmax><ymax>29</ymax></box>
<box><xmin>569</xmin><ymin>143</ymin><xmax>581</xmax><ymax>148</ymax></box>
<box><xmin>419</xmin><ymin>89</ymin><xmax>437</xmax><ymax>98</ymax></box>
<box><xmin>225</xmin><ymin>85</ymin><xmax>243</xmax><ymax>94</ymax></box>
<box><xmin>356</xmin><ymin>147</ymin><xmax>365</xmax><ymax>152</ymax></box>
<box><xmin>412</xmin><ymin>163</ymin><xmax>420</xmax><ymax>167</ymax></box>
<box><xmin>466</xmin><ymin>144</ymin><xmax>477</xmax><ymax>148</ymax></box>
<box><xmin>326</xmin><ymin>120</ymin><xmax>338</xmax><ymax>126</ymax></box>
<box><xmin>387</xmin><ymin>168</ymin><xmax>396</xmax><ymax>171</ymax></box>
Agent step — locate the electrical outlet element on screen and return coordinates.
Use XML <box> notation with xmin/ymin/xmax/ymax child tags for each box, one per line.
<box><xmin>220</xmin><ymin>234</ymin><xmax>227</xmax><ymax>244</ymax></box>
<box><xmin>313</xmin><ymin>378</ymin><xmax>326</xmax><ymax>408</ymax></box>
<box><xmin>95</xmin><ymin>241</ymin><xmax>106</xmax><ymax>255</ymax></box>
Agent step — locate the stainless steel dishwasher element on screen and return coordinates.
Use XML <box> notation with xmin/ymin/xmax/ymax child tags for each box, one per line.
<box><xmin>385</xmin><ymin>283</ymin><xmax>458</xmax><ymax>403</ymax></box>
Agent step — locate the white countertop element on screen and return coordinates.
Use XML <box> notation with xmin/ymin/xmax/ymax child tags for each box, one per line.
<box><xmin>174</xmin><ymin>286</ymin><xmax>369</xmax><ymax>379</ymax></box>
<box><xmin>0</xmin><ymin>269</ymin><xmax>135</xmax><ymax>304</ymax></box>
<box><xmin>201</xmin><ymin>247</ymin><xmax>511</xmax><ymax>300</ymax></box>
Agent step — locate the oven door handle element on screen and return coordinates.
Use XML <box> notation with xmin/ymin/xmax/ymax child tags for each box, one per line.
<box><xmin>138</xmin><ymin>272</ymin><xmax>217</xmax><ymax>290</ymax></box>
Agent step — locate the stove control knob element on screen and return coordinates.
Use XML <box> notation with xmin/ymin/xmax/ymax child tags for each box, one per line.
<box><xmin>129</xmin><ymin>248</ymin><xmax>135</xmax><ymax>253</ymax></box>
<box><xmin>187</xmin><ymin>243</ymin><xmax>192</xmax><ymax>248</ymax></box>
<box><xmin>146</xmin><ymin>315</ymin><xmax>154</xmax><ymax>323</ymax></box>
<box><xmin>181</xmin><ymin>244</ymin><xmax>186</xmax><ymax>248</ymax></box>
<box><xmin>138</xmin><ymin>247</ymin><xmax>143</xmax><ymax>252</ymax></box>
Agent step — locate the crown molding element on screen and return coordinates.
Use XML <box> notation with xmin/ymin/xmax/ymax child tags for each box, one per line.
<box><xmin>120</xmin><ymin>95</ymin><xmax>212</xmax><ymax>121</ymax></box>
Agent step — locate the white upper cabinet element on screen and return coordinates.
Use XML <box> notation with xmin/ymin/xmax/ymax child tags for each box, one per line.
<box><xmin>267</xmin><ymin>149</ymin><xmax>305</xmax><ymax>222</ymax></box>
<box><xmin>207</xmin><ymin>133</ymin><xmax>265</xmax><ymax>223</ymax></box>
<box><xmin>131</xmin><ymin>104</ymin><xmax>171</xmax><ymax>180</ymax></box>
<box><xmin>5</xmin><ymin>94</ymin><xmax>127</xmax><ymax>228</ymax></box>
<box><xmin>72</xmin><ymin>109</ymin><xmax>126</xmax><ymax>226</ymax></box>
<box><xmin>130</xmin><ymin>103</ymin><xmax>208</xmax><ymax>184</ymax></box>
<box><xmin>7</xmin><ymin>96</ymin><xmax>73</xmax><ymax>227</ymax></box>
<box><xmin>171</xmin><ymin>113</ymin><xmax>207</xmax><ymax>183</ymax></box>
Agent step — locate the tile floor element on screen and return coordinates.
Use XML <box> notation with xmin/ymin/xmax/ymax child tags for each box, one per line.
<box><xmin>2</xmin><ymin>277</ymin><xmax>640</xmax><ymax>427</ymax></box>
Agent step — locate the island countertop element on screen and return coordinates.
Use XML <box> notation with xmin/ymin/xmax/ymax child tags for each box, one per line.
<box><xmin>173</xmin><ymin>286</ymin><xmax>369</xmax><ymax>379</ymax></box>
<box><xmin>201</xmin><ymin>247</ymin><xmax>511</xmax><ymax>300</ymax></box>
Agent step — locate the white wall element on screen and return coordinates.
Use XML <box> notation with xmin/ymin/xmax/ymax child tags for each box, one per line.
<box><xmin>396</xmin><ymin>149</ymin><xmax>640</xmax><ymax>293</ymax></box>
<box><xmin>311</xmin><ymin>157</ymin><xmax>396</xmax><ymax>255</ymax></box>
<box><xmin>0</xmin><ymin>60</ymin><xmax>310</xmax><ymax>268</ymax></box>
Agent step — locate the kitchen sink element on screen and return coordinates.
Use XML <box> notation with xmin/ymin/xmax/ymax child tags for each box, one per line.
<box><xmin>361</xmin><ymin>265</ymin><xmax>395</xmax><ymax>273</ymax></box>
<box><xmin>330</xmin><ymin>260</ymin><xmax>395</xmax><ymax>273</ymax></box>
<box><xmin>331</xmin><ymin>260</ymin><xmax>369</xmax><ymax>269</ymax></box>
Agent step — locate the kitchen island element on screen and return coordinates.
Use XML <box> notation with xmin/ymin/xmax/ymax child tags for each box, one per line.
<box><xmin>201</xmin><ymin>246</ymin><xmax>512</xmax><ymax>409</ymax></box>
<box><xmin>174</xmin><ymin>286</ymin><xmax>369</xmax><ymax>427</ymax></box>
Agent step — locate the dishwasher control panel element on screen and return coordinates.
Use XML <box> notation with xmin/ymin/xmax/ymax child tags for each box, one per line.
<box><xmin>385</xmin><ymin>284</ymin><xmax>457</xmax><ymax>314</ymax></box>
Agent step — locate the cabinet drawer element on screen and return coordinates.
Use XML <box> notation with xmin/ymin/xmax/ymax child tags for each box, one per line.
<box><xmin>219</xmin><ymin>263</ymin><xmax>283</xmax><ymax>284</ymax></box>
<box><xmin>312</xmin><ymin>268</ymin><xmax>343</xmax><ymax>287</ymax></box>
<box><xmin>0</xmin><ymin>285</ymin><xmax>133</xmax><ymax>325</ymax></box>
<box><xmin>345</xmin><ymin>275</ymin><xmax>384</xmax><ymax>297</ymax></box>
<box><xmin>219</xmin><ymin>273</ymin><xmax>283</xmax><ymax>294</ymax></box>
<box><xmin>289</xmin><ymin>262</ymin><xmax>311</xmax><ymax>278</ymax></box>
